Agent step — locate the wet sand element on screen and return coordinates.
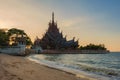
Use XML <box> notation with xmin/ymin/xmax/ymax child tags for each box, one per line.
<box><xmin>0</xmin><ymin>54</ymin><xmax>89</xmax><ymax>80</ymax></box>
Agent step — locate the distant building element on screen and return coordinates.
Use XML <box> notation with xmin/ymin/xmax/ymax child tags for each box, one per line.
<box><xmin>9</xmin><ymin>34</ymin><xmax>26</xmax><ymax>46</ymax></box>
<box><xmin>0</xmin><ymin>35</ymin><xmax>26</xmax><ymax>55</ymax></box>
<box><xmin>32</xmin><ymin>37</ymin><xmax>43</xmax><ymax>53</ymax></box>
<box><xmin>34</xmin><ymin>12</ymin><xmax>79</xmax><ymax>49</ymax></box>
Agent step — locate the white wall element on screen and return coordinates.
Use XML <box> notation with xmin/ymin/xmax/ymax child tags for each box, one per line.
<box><xmin>0</xmin><ymin>45</ymin><xmax>25</xmax><ymax>55</ymax></box>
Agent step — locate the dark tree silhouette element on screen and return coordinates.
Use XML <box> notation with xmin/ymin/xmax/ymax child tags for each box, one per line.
<box><xmin>7</xmin><ymin>28</ymin><xmax>32</xmax><ymax>46</ymax></box>
<box><xmin>0</xmin><ymin>29</ymin><xmax>9</xmax><ymax>46</ymax></box>
<box><xmin>79</xmin><ymin>44</ymin><xmax>106</xmax><ymax>50</ymax></box>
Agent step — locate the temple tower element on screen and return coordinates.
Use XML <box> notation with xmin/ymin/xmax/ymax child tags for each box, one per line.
<box><xmin>52</xmin><ymin>12</ymin><xmax>54</xmax><ymax>23</ymax></box>
<box><xmin>38</xmin><ymin>12</ymin><xmax>79</xmax><ymax>49</ymax></box>
<box><xmin>48</xmin><ymin>12</ymin><xmax>59</xmax><ymax>33</ymax></box>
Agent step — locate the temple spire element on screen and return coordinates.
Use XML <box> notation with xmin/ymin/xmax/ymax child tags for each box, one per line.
<box><xmin>52</xmin><ymin>12</ymin><xmax>54</xmax><ymax>23</ymax></box>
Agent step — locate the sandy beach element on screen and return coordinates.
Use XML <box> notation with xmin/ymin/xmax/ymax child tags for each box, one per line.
<box><xmin>0</xmin><ymin>54</ymin><xmax>89</xmax><ymax>80</ymax></box>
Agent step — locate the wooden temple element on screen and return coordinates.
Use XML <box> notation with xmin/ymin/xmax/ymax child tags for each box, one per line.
<box><xmin>34</xmin><ymin>12</ymin><xmax>79</xmax><ymax>49</ymax></box>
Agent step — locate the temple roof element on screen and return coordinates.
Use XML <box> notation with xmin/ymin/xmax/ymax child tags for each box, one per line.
<box><xmin>38</xmin><ymin>12</ymin><xmax>79</xmax><ymax>49</ymax></box>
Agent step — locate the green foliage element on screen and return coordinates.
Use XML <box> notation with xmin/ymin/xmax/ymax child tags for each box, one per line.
<box><xmin>26</xmin><ymin>36</ymin><xmax>32</xmax><ymax>45</ymax></box>
<box><xmin>79</xmin><ymin>43</ymin><xmax>107</xmax><ymax>50</ymax></box>
<box><xmin>0</xmin><ymin>29</ymin><xmax>9</xmax><ymax>46</ymax></box>
<box><xmin>8</xmin><ymin>28</ymin><xmax>32</xmax><ymax>45</ymax></box>
<box><xmin>8</xmin><ymin>28</ymin><xmax>26</xmax><ymax>36</ymax></box>
<box><xmin>0</xmin><ymin>28</ymin><xmax>32</xmax><ymax>46</ymax></box>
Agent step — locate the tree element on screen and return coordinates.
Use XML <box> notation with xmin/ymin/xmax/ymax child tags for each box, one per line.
<box><xmin>0</xmin><ymin>29</ymin><xmax>9</xmax><ymax>46</ymax></box>
<box><xmin>79</xmin><ymin>43</ymin><xmax>107</xmax><ymax>50</ymax></box>
<box><xmin>7</xmin><ymin>28</ymin><xmax>32</xmax><ymax>46</ymax></box>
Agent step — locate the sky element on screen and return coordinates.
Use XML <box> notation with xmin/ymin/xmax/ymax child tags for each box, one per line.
<box><xmin>0</xmin><ymin>0</ymin><xmax>120</xmax><ymax>51</ymax></box>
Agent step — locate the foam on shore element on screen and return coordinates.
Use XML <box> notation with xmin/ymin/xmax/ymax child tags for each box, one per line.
<box><xmin>27</xmin><ymin>55</ymin><xmax>111</xmax><ymax>80</ymax></box>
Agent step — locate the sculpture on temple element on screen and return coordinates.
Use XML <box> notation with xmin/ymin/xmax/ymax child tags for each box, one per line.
<box><xmin>34</xmin><ymin>12</ymin><xmax>79</xmax><ymax>49</ymax></box>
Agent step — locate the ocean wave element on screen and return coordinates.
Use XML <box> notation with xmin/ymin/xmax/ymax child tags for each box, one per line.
<box><xmin>27</xmin><ymin>54</ymin><xmax>120</xmax><ymax>80</ymax></box>
<box><xmin>76</xmin><ymin>63</ymin><xmax>120</xmax><ymax>76</ymax></box>
<box><xmin>27</xmin><ymin>55</ymin><xmax>111</xmax><ymax>80</ymax></box>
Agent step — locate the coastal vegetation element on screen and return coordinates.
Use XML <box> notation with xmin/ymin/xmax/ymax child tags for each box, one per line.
<box><xmin>0</xmin><ymin>28</ymin><xmax>32</xmax><ymax>47</ymax></box>
<box><xmin>0</xmin><ymin>29</ymin><xmax>9</xmax><ymax>46</ymax></box>
<box><xmin>79</xmin><ymin>44</ymin><xmax>107</xmax><ymax>50</ymax></box>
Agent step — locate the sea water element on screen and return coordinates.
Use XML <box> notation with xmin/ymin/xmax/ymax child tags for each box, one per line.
<box><xmin>27</xmin><ymin>52</ymin><xmax>120</xmax><ymax>80</ymax></box>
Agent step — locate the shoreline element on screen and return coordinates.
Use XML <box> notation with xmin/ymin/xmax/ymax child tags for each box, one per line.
<box><xmin>0</xmin><ymin>53</ymin><xmax>90</xmax><ymax>80</ymax></box>
<box><xmin>27</xmin><ymin>55</ymin><xmax>110</xmax><ymax>80</ymax></box>
<box><xmin>41</xmin><ymin>50</ymin><xmax>109</xmax><ymax>54</ymax></box>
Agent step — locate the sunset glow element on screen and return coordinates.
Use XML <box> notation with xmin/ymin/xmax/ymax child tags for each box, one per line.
<box><xmin>0</xmin><ymin>0</ymin><xmax>120</xmax><ymax>51</ymax></box>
